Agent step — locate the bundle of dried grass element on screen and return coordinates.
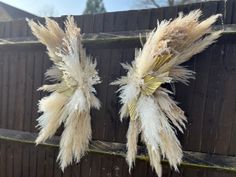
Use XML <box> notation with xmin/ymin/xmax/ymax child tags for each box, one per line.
<box><xmin>112</xmin><ymin>10</ymin><xmax>222</xmax><ymax>176</ymax></box>
<box><xmin>28</xmin><ymin>16</ymin><xmax>101</xmax><ymax>170</ymax></box>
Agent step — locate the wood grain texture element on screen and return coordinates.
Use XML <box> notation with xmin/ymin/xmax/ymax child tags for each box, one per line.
<box><xmin>0</xmin><ymin>128</ymin><xmax>236</xmax><ymax>173</ymax></box>
<box><xmin>0</xmin><ymin>24</ymin><xmax>235</xmax><ymax>50</ymax></box>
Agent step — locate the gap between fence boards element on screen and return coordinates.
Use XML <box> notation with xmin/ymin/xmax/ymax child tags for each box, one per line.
<box><xmin>0</xmin><ymin>128</ymin><xmax>235</xmax><ymax>172</ymax></box>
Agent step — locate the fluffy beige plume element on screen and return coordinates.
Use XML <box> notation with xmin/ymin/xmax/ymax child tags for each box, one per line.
<box><xmin>57</xmin><ymin>112</ymin><xmax>92</xmax><ymax>169</ymax></box>
<box><xmin>28</xmin><ymin>17</ymin><xmax>64</xmax><ymax>63</ymax></box>
<box><xmin>28</xmin><ymin>16</ymin><xmax>101</xmax><ymax>170</ymax></box>
<box><xmin>36</xmin><ymin>92</ymin><xmax>68</xmax><ymax>144</ymax></box>
<box><xmin>147</xmin><ymin>144</ymin><xmax>162</xmax><ymax>177</ymax></box>
<box><xmin>126</xmin><ymin>119</ymin><xmax>140</xmax><ymax>172</ymax></box>
<box><xmin>112</xmin><ymin>10</ymin><xmax>222</xmax><ymax>177</ymax></box>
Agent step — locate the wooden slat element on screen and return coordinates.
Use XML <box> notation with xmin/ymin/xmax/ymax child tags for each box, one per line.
<box><xmin>224</xmin><ymin>0</ymin><xmax>236</xmax><ymax>24</ymax></box>
<box><xmin>163</xmin><ymin>5</ymin><xmax>178</xmax><ymax>21</ymax></box>
<box><xmin>6</xmin><ymin>141</ymin><xmax>13</xmax><ymax>177</ymax></box>
<box><xmin>22</xmin><ymin>143</ymin><xmax>30</xmax><ymax>177</ymax></box>
<box><xmin>0</xmin><ymin>51</ymin><xmax>9</xmax><ymax>177</ymax></box>
<box><xmin>53</xmin><ymin>148</ymin><xmax>63</xmax><ymax>177</ymax></box>
<box><xmin>119</xmin><ymin>14</ymin><xmax>140</xmax><ymax>176</ymax></box>
<box><xmin>41</xmin><ymin>53</ymin><xmax>55</xmax><ymax>177</ymax></box>
<box><xmin>201</xmin><ymin>43</ymin><xmax>225</xmax><ymax>153</ymax></box>
<box><xmin>177</xmin><ymin>2</ymin><xmax>201</xmax><ymax>151</ymax></box>
<box><xmin>86</xmin><ymin>12</ymin><xmax>104</xmax><ymax>177</ymax></box>
<box><xmin>214</xmin><ymin>44</ymin><xmax>236</xmax><ymax>155</ymax></box>
<box><xmin>7</xmin><ymin>52</ymin><xmax>17</xmax><ymax>130</ymax></box>
<box><xmin>76</xmin><ymin>12</ymin><xmax>95</xmax><ymax>177</ymax></box>
<box><xmin>14</xmin><ymin>52</ymin><xmax>26</xmax><ymax>131</ymax></box>
<box><xmin>0</xmin><ymin>51</ymin><xmax>3</xmax><ymax>128</ymax></box>
<box><xmin>216</xmin><ymin>0</ymin><xmax>225</xmax><ymax>25</ymax></box>
<box><xmin>31</xmin><ymin>51</ymin><xmax>44</xmax><ymax>132</ymax></box>
<box><xmin>97</xmin><ymin>12</ymin><xmax>116</xmax><ymax>177</ymax></box>
<box><xmin>231</xmin><ymin>0</ymin><xmax>236</xmax><ymax>24</ymax></box>
<box><xmin>0</xmin><ymin>51</ymin><xmax>3</xmax><ymax>177</ymax></box>
<box><xmin>23</xmin><ymin>51</ymin><xmax>35</xmax><ymax>131</ymax></box>
<box><xmin>29</xmin><ymin>52</ymin><xmax>44</xmax><ymax>177</ymax></box>
<box><xmin>149</xmin><ymin>7</ymin><xmax>164</xmax><ymax>29</ymax></box>
<box><xmin>133</xmin><ymin>8</ymin><xmax>151</xmax><ymax>177</ymax></box>
<box><xmin>0</xmin><ymin>128</ymin><xmax>235</xmax><ymax>173</ymax></box>
<box><xmin>137</xmin><ymin>9</ymin><xmax>151</xmax><ymax>30</ymax></box>
<box><xmin>105</xmin><ymin>11</ymin><xmax>128</xmax><ymax>177</ymax></box>
<box><xmin>3</xmin><ymin>21</ymin><xmax>11</xmax><ymax>38</ymax></box>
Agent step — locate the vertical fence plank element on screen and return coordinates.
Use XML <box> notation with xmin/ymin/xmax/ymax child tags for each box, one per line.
<box><xmin>74</xmin><ymin>15</ymin><xmax>84</xmax><ymax>31</ymax></box>
<box><xmin>201</xmin><ymin>1</ymin><xmax>218</xmax><ymax>19</ymax></box>
<box><xmin>0</xmin><ymin>22</ymin><xmax>5</xmax><ymax>38</ymax></box>
<box><xmin>88</xmin><ymin>12</ymin><xmax>105</xmax><ymax>177</ymax></box>
<box><xmin>230</xmin><ymin>0</ymin><xmax>236</xmax><ymax>24</ymax></box>
<box><xmin>187</xmin><ymin>48</ymin><xmax>213</xmax><ymax>151</ymax></box>
<box><xmin>24</xmin><ymin>51</ymin><xmax>35</xmax><ymax>131</ymax></box>
<box><xmin>7</xmin><ymin>52</ymin><xmax>17</xmax><ymax>129</ymax></box>
<box><xmin>14</xmin><ymin>52</ymin><xmax>26</xmax><ymax>130</ymax></box>
<box><xmin>213</xmin><ymin>44</ymin><xmax>236</xmax><ymax>154</ymax></box>
<box><xmin>105</xmin><ymin>10</ymin><xmax>128</xmax><ymax>177</ymax></box>
<box><xmin>0</xmin><ymin>51</ymin><xmax>9</xmax><ymax>177</ymax></box>
<box><xmin>53</xmin><ymin>149</ymin><xmax>63</xmax><ymax>177</ymax></box>
<box><xmin>199</xmin><ymin>1</ymin><xmax>223</xmax><ymax>154</ymax></box>
<box><xmin>107</xmin><ymin>12</ymin><xmax>128</xmax><ymax>142</ymax></box>
<box><xmin>163</xmin><ymin>5</ymin><xmax>178</xmax><ymax>21</ymax></box>
<box><xmin>0</xmin><ymin>50</ymin><xmax>3</xmax><ymax>127</ymax></box>
<box><xmin>216</xmin><ymin>0</ymin><xmax>225</xmax><ymax>25</ymax></box>
<box><xmin>3</xmin><ymin>21</ymin><xmax>11</xmax><ymax>38</ymax></box>
<box><xmin>137</xmin><ymin>9</ymin><xmax>151</xmax><ymax>30</ymax></box>
<box><xmin>13</xmin><ymin>142</ymin><xmax>22</xmax><ymax>177</ymax></box>
<box><xmin>224</xmin><ymin>0</ymin><xmax>234</xmax><ymax>24</ymax></box>
<box><xmin>45</xmin><ymin>146</ymin><xmax>55</xmax><ymax>177</ymax></box>
<box><xmin>103</xmin><ymin>12</ymin><xmax>114</xmax><ymax>32</ymax></box>
<box><xmin>12</xmin><ymin>50</ymin><xmax>25</xmax><ymax>177</ymax></box>
<box><xmin>22</xmin><ymin>143</ymin><xmax>30</xmax><ymax>177</ymax></box>
<box><xmin>79</xmin><ymin>154</ymin><xmax>91</xmax><ymax>177</ymax></box>
<box><xmin>149</xmin><ymin>7</ymin><xmax>164</xmax><ymax>29</ymax></box>
<box><xmin>6</xmin><ymin>142</ymin><xmax>14</xmax><ymax>177</ymax></box>
<box><xmin>94</xmin><ymin>12</ymin><xmax>114</xmax><ymax>141</ymax></box>
<box><xmin>6</xmin><ymin>52</ymin><xmax>20</xmax><ymax>177</ymax></box>
<box><xmin>0</xmin><ymin>50</ymin><xmax>3</xmax><ymax>176</ymax></box>
<box><xmin>178</xmin><ymin>2</ymin><xmax>200</xmax><ymax>150</ymax></box>
<box><xmin>82</xmin><ymin>14</ymin><xmax>94</xmax><ymax>33</ymax></box>
<box><xmin>30</xmin><ymin>51</ymin><xmax>44</xmax><ymax>132</ymax></box>
<box><xmin>71</xmin><ymin>163</ymin><xmax>80</xmax><ymax>177</ymax></box>
<box><xmin>29</xmin><ymin>51</ymin><xmax>44</xmax><ymax>177</ymax></box>
<box><xmin>200</xmin><ymin>44</ymin><xmax>224</xmax><ymax>153</ymax></box>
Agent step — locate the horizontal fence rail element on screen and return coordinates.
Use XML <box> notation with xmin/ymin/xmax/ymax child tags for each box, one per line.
<box><xmin>0</xmin><ymin>25</ymin><xmax>235</xmax><ymax>50</ymax></box>
<box><xmin>0</xmin><ymin>128</ymin><xmax>235</xmax><ymax>173</ymax></box>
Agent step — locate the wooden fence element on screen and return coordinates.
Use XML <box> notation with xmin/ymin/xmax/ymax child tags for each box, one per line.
<box><xmin>0</xmin><ymin>0</ymin><xmax>236</xmax><ymax>177</ymax></box>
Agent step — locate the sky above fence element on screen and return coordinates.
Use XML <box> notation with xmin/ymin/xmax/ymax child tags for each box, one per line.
<box><xmin>1</xmin><ymin>0</ymin><xmax>167</xmax><ymax>17</ymax></box>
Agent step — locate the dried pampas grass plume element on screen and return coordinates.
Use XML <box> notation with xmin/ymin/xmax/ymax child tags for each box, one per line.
<box><xmin>112</xmin><ymin>10</ymin><xmax>222</xmax><ymax>176</ymax></box>
<box><xmin>28</xmin><ymin>16</ymin><xmax>101</xmax><ymax>170</ymax></box>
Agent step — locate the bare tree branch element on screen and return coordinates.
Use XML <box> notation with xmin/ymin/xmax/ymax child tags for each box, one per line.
<box><xmin>150</xmin><ymin>0</ymin><xmax>160</xmax><ymax>7</ymax></box>
<box><xmin>168</xmin><ymin>0</ymin><xmax>175</xmax><ymax>6</ymax></box>
<box><xmin>136</xmin><ymin>0</ymin><xmax>205</xmax><ymax>8</ymax></box>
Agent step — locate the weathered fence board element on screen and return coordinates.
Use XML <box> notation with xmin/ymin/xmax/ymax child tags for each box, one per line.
<box><xmin>0</xmin><ymin>128</ymin><xmax>236</xmax><ymax>172</ymax></box>
<box><xmin>1</xmin><ymin>25</ymin><xmax>236</xmax><ymax>51</ymax></box>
